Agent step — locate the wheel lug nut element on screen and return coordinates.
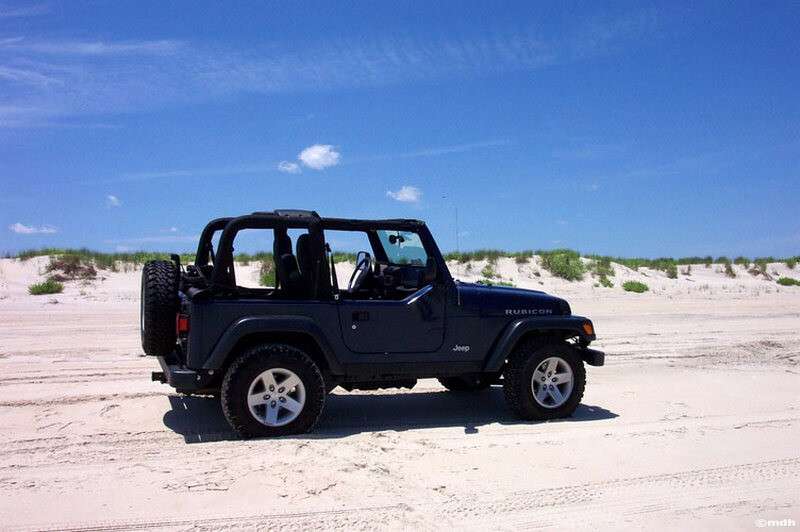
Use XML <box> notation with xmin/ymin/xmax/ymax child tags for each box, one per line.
<box><xmin>279</xmin><ymin>397</ymin><xmax>286</xmax><ymax>403</ymax></box>
<box><xmin>270</xmin><ymin>400</ymin><xmax>276</xmax><ymax>407</ymax></box>
<box><xmin>278</xmin><ymin>387</ymin><xmax>285</xmax><ymax>393</ymax></box>
<box><xmin>264</xmin><ymin>394</ymin><xmax>270</xmax><ymax>400</ymax></box>
<box><xmin>269</xmin><ymin>385</ymin><xmax>275</xmax><ymax>391</ymax></box>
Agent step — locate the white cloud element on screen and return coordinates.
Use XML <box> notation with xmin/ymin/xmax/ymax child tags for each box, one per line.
<box><xmin>0</xmin><ymin>4</ymin><xmax>49</xmax><ymax>18</ymax></box>
<box><xmin>9</xmin><ymin>222</ymin><xmax>57</xmax><ymax>234</ymax></box>
<box><xmin>386</xmin><ymin>185</ymin><xmax>422</xmax><ymax>203</ymax></box>
<box><xmin>298</xmin><ymin>144</ymin><xmax>340</xmax><ymax>170</ymax></box>
<box><xmin>5</xmin><ymin>39</ymin><xmax>184</xmax><ymax>56</ymax></box>
<box><xmin>105</xmin><ymin>194</ymin><xmax>121</xmax><ymax>207</ymax></box>
<box><xmin>277</xmin><ymin>161</ymin><xmax>301</xmax><ymax>174</ymax></box>
<box><xmin>0</xmin><ymin>15</ymin><xmax>653</xmax><ymax>128</ymax></box>
<box><xmin>168</xmin><ymin>226</ymin><xmax>178</xmax><ymax>233</ymax></box>
<box><xmin>0</xmin><ymin>65</ymin><xmax>63</xmax><ymax>87</ymax></box>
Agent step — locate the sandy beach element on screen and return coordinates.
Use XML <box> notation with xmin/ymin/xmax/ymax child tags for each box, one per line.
<box><xmin>1</xmin><ymin>256</ymin><xmax>799</xmax><ymax>530</ymax></box>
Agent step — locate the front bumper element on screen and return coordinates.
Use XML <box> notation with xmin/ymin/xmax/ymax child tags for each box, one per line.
<box><xmin>152</xmin><ymin>354</ymin><xmax>216</xmax><ymax>391</ymax></box>
<box><xmin>578</xmin><ymin>347</ymin><xmax>605</xmax><ymax>366</ymax></box>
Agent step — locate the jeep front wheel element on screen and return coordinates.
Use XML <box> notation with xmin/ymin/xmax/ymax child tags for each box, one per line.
<box><xmin>221</xmin><ymin>344</ymin><xmax>325</xmax><ymax>438</ymax></box>
<box><xmin>503</xmin><ymin>342</ymin><xmax>585</xmax><ymax>420</ymax></box>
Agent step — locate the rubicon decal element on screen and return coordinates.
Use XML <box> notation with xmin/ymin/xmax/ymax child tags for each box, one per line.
<box><xmin>505</xmin><ymin>308</ymin><xmax>553</xmax><ymax>316</ymax></box>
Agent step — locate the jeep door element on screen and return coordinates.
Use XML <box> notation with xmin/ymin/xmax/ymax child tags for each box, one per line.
<box><xmin>338</xmin><ymin>284</ymin><xmax>446</xmax><ymax>353</ymax></box>
<box><xmin>336</xmin><ymin>229</ymin><xmax>446</xmax><ymax>354</ymax></box>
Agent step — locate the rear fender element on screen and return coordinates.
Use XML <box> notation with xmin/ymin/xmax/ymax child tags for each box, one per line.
<box><xmin>202</xmin><ymin>315</ymin><xmax>343</xmax><ymax>374</ymax></box>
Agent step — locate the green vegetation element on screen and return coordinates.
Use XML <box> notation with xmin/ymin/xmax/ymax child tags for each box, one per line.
<box><xmin>588</xmin><ymin>257</ymin><xmax>614</xmax><ymax>278</ymax></box>
<box><xmin>724</xmin><ymin>261</ymin><xmax>736</xmax><ymax>278</ymax></box>
<box><xmin>46</xmin><ymin>255</ymin><xmax>98</xmax><ymax>281</ymax></box>
<box><xmin>234</xmin><ymin>251</ymin><xmax>273</xmax><ymax>264</ymax></box>
<box><xmin>598</xmin><ymin>276</ymin><xmax>614</xmax><ymax>288</ymax></box>
<box><xmin>622</xmin><ymin>280</ymin><xmax>649</xmax><ymax>293</ymax></box>
<box><xmin>259</xmin><ymin>261</ymin><xmax>276</xmax><ymax>287</ymax></box>
<box><xmin>749</xmin><ymin>258</ymin><xmax>771</xmax><ymax>279</ymax></box>
<box><xmin>587</xmin><ymin>256</ymin><xmax>614</xmax><ymax>287</ymax></box>
<box><xmin>477</xmin><ymin>279</ymin><xmax>514</xmax><ymax>287</ymax></box>
<box><xmin>28</xmin><ymin>279</ymin><xmax>64</xmax><ymax>295</ymax></box>
<box><xmin>331</xmin><ymin>251</ymin><xmax>357</xmax><ymax>263</ymax></box>
<box><xmin>538</xmin><ymin>249</ymin><xmax>585</xmax><ymax>281</ymax></box>
<box><xmin>480</xmin><ymin>264</ymin><xmax>498</xmax><ymax>279</ymax></box>
<box><xmin>777</xmin><ymin>277</ymin><xmax>800</xmax><ymax>287</ymax></box>
<box><xmin>14</xmin><ymin>248</ymin><xmax>800</xmax><ymax>286</ymax></box>
<box><xmin>443</xmin><ymin>249</ymin><xmax>505</xmax><ymax>263</ymax></box>
<box><xmin>514</xmin><ymin>250</ymin><xmax>533</xmax><ymax>264</ymax></box>
<box><xmin>16</xmin><ymin>248</ymin><xmax>195</xmax><ymax>270</ymax></box>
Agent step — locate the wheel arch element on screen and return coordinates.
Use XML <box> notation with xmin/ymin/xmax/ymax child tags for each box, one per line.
<box><xmin>203</xmin><ymin>316</ymin><xmax>343</xmax><ymax>376</ymax></box>
<box><xmin>483</xmin><ymin>317</ymin><xmax>594</xmax><ymax>372</ymax></box>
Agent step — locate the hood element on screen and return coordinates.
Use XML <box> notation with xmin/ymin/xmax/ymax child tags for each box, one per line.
<box><xmin>457</xmin><ymin>282</ymin><xmax>571</xmax><ymax>317</ymax></box>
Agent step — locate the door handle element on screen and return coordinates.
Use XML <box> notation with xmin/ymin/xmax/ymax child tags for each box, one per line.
<box><xmin>352</xmin><ymin>311</ymin><xmax>370</xmax><ymax>322</ymax></box>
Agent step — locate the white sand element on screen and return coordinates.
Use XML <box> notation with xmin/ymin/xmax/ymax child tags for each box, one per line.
<box><xmin>1</xmin><ymin>256</ymin><xmax>799</xmax><ymax>530</ymax></box>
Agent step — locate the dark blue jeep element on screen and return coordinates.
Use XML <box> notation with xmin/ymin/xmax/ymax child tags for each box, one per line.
<box><xmin>141</xmin><ymin>210</ymin><xmax>604</xmax><ymax>437</ymax></box>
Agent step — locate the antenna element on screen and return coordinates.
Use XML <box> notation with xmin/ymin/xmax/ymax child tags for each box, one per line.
<box><xmin>443</xmin><ymin>193</ymin><xmax>460</xmax><ymax>278</ymax></box>
<box><xmin>455</xmin><ymin>206</ymin><xmax>459</xmax><ymax>255</ymax></box>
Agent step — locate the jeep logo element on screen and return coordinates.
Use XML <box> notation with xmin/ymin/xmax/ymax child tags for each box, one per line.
<box><xmin>505</xmin><ymin>308</ymin><xmax>553</xmax><ymax>316</ymax></box>
<box><xmin>452</xmin><ymin>345</ymin><xmax>471</xmax><ymax>352</ymax></box>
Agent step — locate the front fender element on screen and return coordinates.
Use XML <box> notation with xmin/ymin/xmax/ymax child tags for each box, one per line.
<box><xmin>483</xmin><ymin>316</ymin><xmax>595</xmax><ymax>372</ymax></box>
<box><xmin>202</xmin><ymin>315</ymin><xmax>343</xmax><ymax>374</ymax></box>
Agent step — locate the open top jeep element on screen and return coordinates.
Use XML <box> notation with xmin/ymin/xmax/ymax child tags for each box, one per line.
<box><xmin>142</xmin><ymin>210</ymin><xmax>604</xmax><ymax>437</ymax></box>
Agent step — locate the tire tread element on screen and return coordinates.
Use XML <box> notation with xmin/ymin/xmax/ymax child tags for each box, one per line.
<box><xmin>140</xmin><ymin>260</ymin><xmax>178</xmax><ymax>356</ymax></box>
<box><xmin>221</xmin><ymin>344</ymin><xmax>325</xmax><ymax>438</ymax></box>
<box><xmin>503</xmin><ymin>339</ymin><xmax>586</xmax><ymax>420</ymax></box>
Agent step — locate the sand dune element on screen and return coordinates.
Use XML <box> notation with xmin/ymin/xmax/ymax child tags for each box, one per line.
<box><xmin>1</xmin><ymin>256</ymin><xmax>799</xmax><ymax>530</ymax></box>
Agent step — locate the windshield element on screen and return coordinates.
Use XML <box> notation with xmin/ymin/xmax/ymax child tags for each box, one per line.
<box><xmin>377</xmin><ymin>230</ymin><xmax>427</xmax><ymax>265</ymax></box>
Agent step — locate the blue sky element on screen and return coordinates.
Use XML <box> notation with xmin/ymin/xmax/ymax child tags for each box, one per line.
<box><xmin>1</xmin><ymin>1</ymin><xmax>799</xmax><ymax>257</ymax></box>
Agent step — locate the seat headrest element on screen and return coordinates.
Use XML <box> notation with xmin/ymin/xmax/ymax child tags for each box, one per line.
<box><xmin>273</xmin><ymin>230</ymin><xmax>292</xmax><ymax>258</ymax></box>
<box><xmin>296</xmin><ymin>234</ymin><xmax>312</xmax><ymax>266</ymax></box>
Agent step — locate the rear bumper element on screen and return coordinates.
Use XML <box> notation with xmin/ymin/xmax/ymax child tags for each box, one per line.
<box><xmin>578</xmin><ymin>347</ymin><xmax>605</xmax><ymax>367</ymax></box>
<box><xmin>152</xmin><ymin>354</ymin><xmax>216</xmax><ymax>391</ymax></box>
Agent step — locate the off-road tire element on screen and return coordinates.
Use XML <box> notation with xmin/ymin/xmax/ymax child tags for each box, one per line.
<box><xmin>140</xmin><ymin>260</ymin><xmax>179</xmax><ymax>356</ymax></box>
<box><xmin>437</xmin><ymin>375</ymin><xmax>491</xmax><ymax>392</ymax></box>
<box><xmin>221</xmin><ymin>344</ymin><xmax>325</xmax><ymax>438</ymax></box>
<box><xmin>503</xmin><ymin>341</ymin><xmax>585</xmax><ymax>420</ymax></box>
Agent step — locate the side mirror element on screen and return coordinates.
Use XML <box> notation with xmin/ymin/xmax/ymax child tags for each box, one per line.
<box><xmin>423</xmin><ymin>257</ymin><xmax>437</xmax><ymax>284</ymax></box>
<box><xmin>356</xmin><ymin>250</ymin><xmax>369</xmax><ymax>265</ymax></box>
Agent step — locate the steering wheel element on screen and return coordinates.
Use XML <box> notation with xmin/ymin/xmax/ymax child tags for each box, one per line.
<box><xmin>348</xmin><ymin>252</ymin><xmax>372</xmax><ymax>293</ymax></box>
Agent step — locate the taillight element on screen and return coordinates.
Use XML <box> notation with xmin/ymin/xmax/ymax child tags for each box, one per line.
<box><xmin>176</xmin><ymin>314</ymin><xmax>190</xmax><ymax>334</ymax></box>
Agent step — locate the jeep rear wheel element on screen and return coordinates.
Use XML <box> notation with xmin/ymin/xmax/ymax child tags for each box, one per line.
<box><xmin>140</xmin><ymin>260</ymin><xmax>179</xmax><ymax>356</ymax></box>
<box><xmin>437</xmin><ymin>375</ymin><xmax>491</xmax><ymax>392</ymax></box>
<box><xmin>221</xmin><ymin>344</ymin><xmax>325</xmax><ymax>438</ymax></box>
<box><xmin>503</xmin><ymin>341</ymin><xmax>585</xmax><ymax>420</ymax></box>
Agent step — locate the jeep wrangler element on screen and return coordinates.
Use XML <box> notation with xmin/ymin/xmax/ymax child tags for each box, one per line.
<box><xmin>142</xmin><ymin>210</ymin><xmax>604</xmax><ymax>437</ymax></box>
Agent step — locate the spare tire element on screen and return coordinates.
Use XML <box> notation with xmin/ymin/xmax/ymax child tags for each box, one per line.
<box><xmin>140</xmin><ymin>260</ymin><xmax>179</xmax><ymax>356</ymax></box>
